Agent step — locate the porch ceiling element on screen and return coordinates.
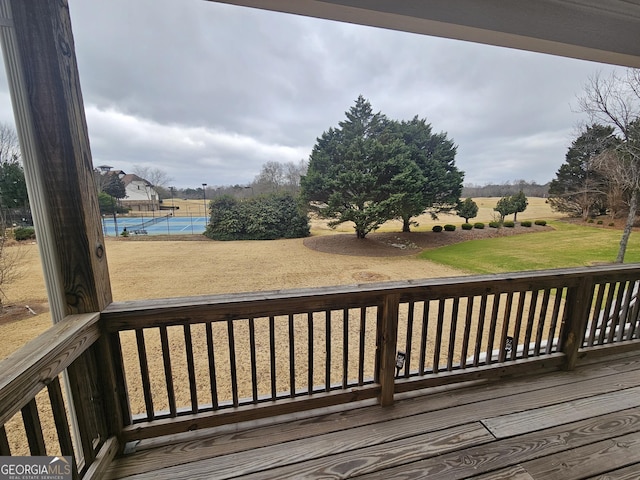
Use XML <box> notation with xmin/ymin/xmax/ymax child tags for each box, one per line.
<box><xmin>210</xmin><ymin>0</ymin><xmax>640</xmax><ymax>68</ymax></box>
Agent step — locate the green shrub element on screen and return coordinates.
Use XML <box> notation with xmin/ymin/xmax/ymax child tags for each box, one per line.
<box><xmin>534</xmin><ymin>220</ymin><xmax>547</xmax><ymax>226</ymax></box>
<box><xmin>489</xmin><ymin>221</ymin><xmax>500</xmax><ymax>228</ymax></box>
<box><xmin>444</xmin><ymin>224</ymin><xmax>456</xmax><ymax>231</ymax></box>
<box><xmin>461</xmin><ymin>223</ymin><xmax>473</xmax><ymax>230</ymax></box>
<box><xmin>609</xmin><ymin>222</ymin><xmax>615</xmax><ymax>227</ymax></box>
<box><xmin>587</xmin><ymin>219</ymin><xmax>594</xmax><ymax>223</ymax></box>
<box><xmin>521</xmin><ymin>220</ymin><xmax>532</xmax><ymax>227</ymax></box>
<box><xmin>474</xmin><ymin>222</ymin><xmax>485</xmax><ymax>229</ymax></box>
<box><xmin>14</xmin><ymin>226</ymin><xmax>35</xmax><ymax>241</ymax></box>
<box><xmin>204</xmin><ymin>193</ymin><xmax>309</xmax><ymax>241</ymax></box>
<box><xmin>432</xmin><ymin>225</ymin><xmax>443</xmax><ymax>232</ymax></box>
<box><xmin>597</xmin><ymin>220</ymin><xmax>603</xmax><ymax>225</ymax></box>
<box><xmin>503</xmin><ymin>220</ymin><xmax>515</xmax><ymax>228</ymax></box>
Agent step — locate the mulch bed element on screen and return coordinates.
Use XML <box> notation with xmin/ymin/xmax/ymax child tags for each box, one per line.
<box><xmin>303</xmin><ymin>225</ymin><xmax>552</xmax><ymax>257</ymax></box>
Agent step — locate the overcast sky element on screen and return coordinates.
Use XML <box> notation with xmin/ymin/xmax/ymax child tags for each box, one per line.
<box><xmin>0</xmin><ymin>1</ymin><xmax>627</xmax><ymax>189</ymax></box>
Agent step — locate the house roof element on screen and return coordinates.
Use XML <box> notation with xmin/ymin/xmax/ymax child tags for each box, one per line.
<box><xmin>211</xmin><ymin>0</ymin><xmax>640</xmax><ymax>67</ymax></box>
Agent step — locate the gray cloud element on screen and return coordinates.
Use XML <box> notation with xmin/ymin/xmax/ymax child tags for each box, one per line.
<box><xmin>0</xmin><ymin>0</ymin><xmax>626</xmax><ymax>188</ymax></box>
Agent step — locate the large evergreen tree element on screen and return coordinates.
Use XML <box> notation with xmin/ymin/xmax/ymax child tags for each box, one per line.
<box><xmin>389</xmin><ymin>117</ymin><xmax>462</xmax><ymax>231</ymax></box>
<box><xmin>548</xmin><ymin>123</ymin><xmax>617</xmax><ymax>219</ymax></box>
<box><xmin>301</xmin><ymin>96</ymin><xmax>463</xmax><ymax>238</ymax></box>
<box><xmin>301</xmin><ymin>96</ymin><xmax>417</xmax><ymax>238</ymax></box>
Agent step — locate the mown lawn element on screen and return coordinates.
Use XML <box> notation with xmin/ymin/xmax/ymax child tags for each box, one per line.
<box><xmin>419</xmin><ymin>221</ymin><xmax>640</xmax><ymax>274</ymax></box>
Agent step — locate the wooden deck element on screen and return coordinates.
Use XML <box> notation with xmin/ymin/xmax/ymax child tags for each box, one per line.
<box><xmin>106</xmin><ymin>350</ymin><xmax>640</xmax><ymax>480</ymax></box>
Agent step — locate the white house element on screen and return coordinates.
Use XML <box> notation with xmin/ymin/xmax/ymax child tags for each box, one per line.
<box><xmin>120</xmin><ymin>173</ymin><xmax>160</xmax><ymax>213</ymax></box>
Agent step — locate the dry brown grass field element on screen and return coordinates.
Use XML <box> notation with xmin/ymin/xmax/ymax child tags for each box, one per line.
<box><xmin>0</xmin><ymin>197</ymin><xmax>560</xmax><ymax>358</ymax></box>
<box><xmin>1</xmin><ymin>197</ymin><xmax>562</xmax><ymax>455</ymax></box>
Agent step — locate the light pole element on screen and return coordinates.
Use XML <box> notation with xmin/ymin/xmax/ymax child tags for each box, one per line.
<box><xmin>202</xmin><ymin>183</ymin><xmax>207</xmax><ymax>219</ymax></box>
<box><xmin>169</xmin><ymin>186</ymin><xmax>175</xmax><ymax>215</ymax></box>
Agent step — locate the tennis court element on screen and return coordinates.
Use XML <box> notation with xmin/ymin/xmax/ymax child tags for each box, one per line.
<box><xmin>101</xmin><ymin>214</ymin><xmax>207</xmax><ymax>236</ymax></box>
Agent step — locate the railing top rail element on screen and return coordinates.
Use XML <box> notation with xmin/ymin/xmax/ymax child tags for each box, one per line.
<box><xmin>0</xmin><ymin>312</ymin><xmax>100</xmax><ymax>426</ymax></box>
<box><xmin>101</xmin><ymin>264</ymin><xmax>640</xmax><ymax>331</ymax></box>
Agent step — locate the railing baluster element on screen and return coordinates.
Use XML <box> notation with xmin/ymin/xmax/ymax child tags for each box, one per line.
<box><xmin>485</xmin><ymin>294</ymin><xmax>501</xmax><ymax>365</ymax></box>
<box><xmin>523</xmin><ymin>291</ymin><xmax>539</xmax><ymax>358</ymax></box>
<box><xmin>418</xmin><ymin>301</ymin><xmax>430</xmax><ymax>374</ymax></box>
<box><xmin>0</xmin><ymin>426</ymin><xmax>10</xmax><ymax>456</ymax></box>
<box><xmin>511</xmin><ymin>292</ymin><xmax>526</xmax><ymax>360</ymax></box>
<box><xmin>342</xmin><ymin>309</ymin><xmax>348</xmax><ymax>389</ymax></box>
<box><xmin>269</xmin><ymin>316</ymin><xmax>276</xmax><ymax>400</ymax></box>
<box><xmin>546</xmin><ymin>288</ymin><xmax>564</xmax><ymax>354</ymax></box>
<box><xmin>159</xmin><ymin>326</ymin><xmax>176</xmax><ymax>417</ymax></box>
<box><xmin>307</xmin><ymin>313</ymin><xmax>314</xmax><ymax>394</ymax></box>
<box><xmin>21</xmin><ymin>398</ymin><xmax>46</xmax><ymax>455</ymax></box>
<box><xmin>135</xmin><ymin>329</ymin><xmax>154</xmax><ymax>421</ymax></box>
<box><xmin>358</xmin><ymin>308</ymin><xmax>366</xmax><ymax>386</ymax></box>
<box><xmin>460</xmin><ymin>297</ymin><xmax>474</xmax><ymax>368</ymax></box>
<box><xmin>473</xmin><ymin>295</ymin><xmax>488</xmax><ymax>367</ymax></box>
<box><xmin>325</xmin><ymin>311</ymin><xmax>331</xmax><ymax>392</ymax></box>
<box><xmin>432</xmin><ymin>299</ymin><xmax>445</xmax><ymax>372</ymax></box>
<box><xmin>607</xmin><ymin>282</ymin><xmax>627</xmax><ymax>344</ymax></box>
<box><xmin>586</xmin><ymin>284</ymin><xmax>606</xmax><ymax>347</ymax></box>
<box><xmin>289</xmin><ymin>314</ymin><xmax>296</xmax><ymax>397</ymax></box>
<box><xmin>404</xmin><ymin>302</ymin><xmax>414</xmax><ymax>377</ymax></box>
<box><xmin>498</xmin><ymin>292</ymin><xmax>514</xmax><ymax>363</ymax></box>
<box><xmin>534</xmin><ymin>289</ymin><xmax>551</xmax><ymax>355</ymax></box>
<box><xmin>227</xmin><ymin>320</ymin><xmax>238</xmax><ymax>408</ymax></box>
<box><xmin>447</xmin><ymin>298</ymin><xmax>460</xmax><ymax>371</ymax></box>
<box><xmin>47</xmin><ymin>376</ymin><xmax>75</xmax><ymax>458</ymax></box>
<box><xmin>205</xmin><ymin>323</ymin><xmax>218</xmax><ymax>409</ymax></box>
<box><xmin>183</xmin><ymin>324</ymin><xmax>198</xmax><ymax>413</ymax></box>
<box><xmin>619</xmin><ymin>281</ymin><xmax>635</xmax><ymax>342</ymax></box>
<box><xmin>598</xmin><ymin>281</ymin><xmax>617</xmax><ymax>345</ymax></box>
<box><xmin>627</xmin><ymin>281</ymin><xmax>640</xmax><ymax>340</ymax></box>
<box><xmin>249</xmin><ymin>318</ymin><xmax>258</xmax><ymax>403</ymax></box>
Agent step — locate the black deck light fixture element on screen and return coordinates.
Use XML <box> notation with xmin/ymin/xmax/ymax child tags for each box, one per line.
<box><xmin>395</xmin><ymin>351</ymin><xmax>406</xmax><ymax>377</ymax></box>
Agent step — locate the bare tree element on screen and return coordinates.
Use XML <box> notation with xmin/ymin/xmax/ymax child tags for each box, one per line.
<box><xmin>0</xmin><ymin>125</ymin><xmax>25</xmax><ymax>309</ymax></box>
<box><xmin>132</xmin><ymin>165</ymin><xmax>172</xmax><ymax>188</ymax></box>
<box><xmin>0</xmin><ymin>123</ymin><xmax>20</xmax><ymax>164</ymax></box>
<box><xmin>577</xmin><ymin>69</ymin><xmax>640</xmax><ymax>262</ymax></box>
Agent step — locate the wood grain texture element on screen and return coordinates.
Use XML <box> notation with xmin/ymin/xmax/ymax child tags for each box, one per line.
<box><xmin>482</xmin><ymin>384</ymin><xmax>640</xmax><ymax>438</ymax></box>
<box><xmin>472</xmin><ymin>465</ymin><xmax>535</xmax><ymax>480</ymax></box>
<box><xmin>125</xmin><ymin>423</ymin><xmax>493</xmax><ymax>480</ymax></box>
<box><xmin>359</xmin><ymin>408</ymin><xmax>640</xmax><ymax>480</ymax></box>
<box><xmin>586</xmin><ymin>463</ymin><xmax>640</xmax><ymax>479</ymax></box>
<box><xmin>21</xmin><ymin>398</ymin><xmax>46</xmax><ymax>455</ymax></box>
<box><xmin>378</xmin><ymin>294</ymin><xmax>399</xmax><ymax>406</ymax></box>
<box><xmin>0</xmin><ymin>313</ymin><xmax>100</xmax><ymax>425</ymax></box>
<box><xmin>47</xmin><ymin>376</ymin><xmax>75</xmax><ymax>458</ymax></box>
<box><xmin>120</xmin><ymin>385</ymin><xmax>380</xmax><ymax>442</ymax></box>
<box><xmin>83</xmin><ymin>436</ymin><xmax>119</xmax><ymax>480</ymax></box>
<box><xmin>522</xmin><ymin>431</ymin><xmax>640</xmax><ymax>480</ymax></box>
<box><xmin>109</xmin><ymin>356</ymin><xmax>640</xmax><ymax>477</ymax></box>
<box><xmin>100</xmin><ymin>265</ymin><xmax>640</xmax><ymax>331</ymax></box>
<box><xmin>7</xmin><ymin>0</ymin><xmax>112</xmax><ymax>315</ymax></box>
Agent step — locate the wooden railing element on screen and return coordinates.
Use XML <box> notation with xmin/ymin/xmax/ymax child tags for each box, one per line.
<box><xmin>0</xmin><ymin>313</ymin><xmax>121</xmax><ymax>479</ymax></box>
<box><xmin>101</xmin><ymin>264</ymin><xmax>640</xmax><ymax>443</ymax></box>
<box><xmin>1</xmin><ymin>264</ymin><xmax>640</xmax><ymax>477</ymax></box>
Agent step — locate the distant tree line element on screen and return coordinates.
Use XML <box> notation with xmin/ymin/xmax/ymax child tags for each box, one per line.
<box><xmin>462</xmin><ymin>180</ymin><xmax>549</xmax><ymax>198</ymax></box>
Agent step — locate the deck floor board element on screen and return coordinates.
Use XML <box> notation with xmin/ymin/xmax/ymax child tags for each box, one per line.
<box><xmin>107</xmin><ymin>351</ymin><xmax>640</xmax><ymax>480</ymax></box>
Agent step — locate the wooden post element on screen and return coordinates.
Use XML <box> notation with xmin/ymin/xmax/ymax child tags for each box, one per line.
<box><xmin>561</xmin><ymin>277</ymin><xmax>594</xmax><ymax>370</ymax></box>
<box><xmin>377</xmin><ymin>294</ymin><xmax>400</xmax><ymax>406</ymax></box>
<box><xmin>0</xmin><ymin>0</ymin><xmax>128</xmax><ymax>451</ymax></box>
